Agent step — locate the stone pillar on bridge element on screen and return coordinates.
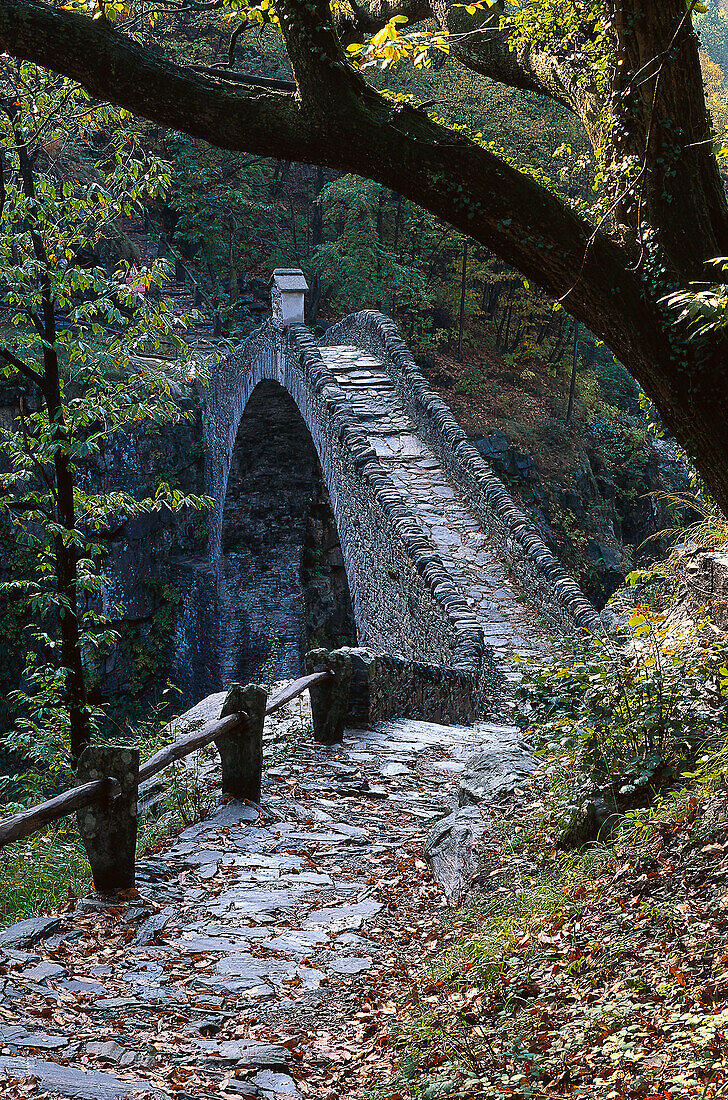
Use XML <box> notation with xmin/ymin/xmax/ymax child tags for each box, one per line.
<box><xmin>270</xmin><ymin>269</ymin><xmax>308</xmax><ymax>327</ymax></box>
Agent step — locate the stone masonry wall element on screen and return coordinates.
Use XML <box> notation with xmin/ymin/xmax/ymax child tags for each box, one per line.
<box><xmin>342</xmin><ymin>647</ymin><xmax>480</xmax><ymax>727</ymax></box>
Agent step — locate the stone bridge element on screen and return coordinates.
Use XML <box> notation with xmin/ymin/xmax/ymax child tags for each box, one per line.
<box><xmin>168</xmin><ymin>285</ymin><xmax>599</xmax><ymax>726</ymax></box>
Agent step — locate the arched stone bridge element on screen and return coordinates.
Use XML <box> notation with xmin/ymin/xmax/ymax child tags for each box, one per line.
<box><xmin>187</xmin><ymin>299</ymin><xmax>599</xmax><ymax>725</ymax></box>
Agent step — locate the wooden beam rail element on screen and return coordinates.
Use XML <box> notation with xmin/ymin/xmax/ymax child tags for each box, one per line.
<box><xmin>0</xmin><ymin>669</ymin><xmax>335</xmax><ymax>856</ymax></box>
<box><xmin>266</xmin><ymin>670</ymin><xmax>332</xmax><ymax>716</ymax></box>
<box><xmin>138</xmin><ymin>712</ymin><xmax>245</xmax><ymax>785</ymax></box>
<box><xmin>0</xmin><ymin>778</ymin><xmax>121</xmax><ymax>848</ymax></box>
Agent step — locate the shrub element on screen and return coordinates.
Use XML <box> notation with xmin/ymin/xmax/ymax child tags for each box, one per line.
<box><xmin>516</xmin><ymin>604</ymin><xmax>728</xmax><ymax>819</ymax></box>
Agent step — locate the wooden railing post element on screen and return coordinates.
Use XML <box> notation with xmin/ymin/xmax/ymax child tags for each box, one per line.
<box><xmin>216</xmin><ymin>684</ymin><xmax>266</xmax><ymax>801</ymax></box>
<box><xmin>76</xmin><ymin>745</ymin><xmax>139</xmax><ymax>894</ymax></box>
<box><xmin>305</xmin><ymin>649</ymin><xmax>352</xmax><ymax>745</ymax></box>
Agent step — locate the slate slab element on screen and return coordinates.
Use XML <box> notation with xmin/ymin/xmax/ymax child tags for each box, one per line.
<box><xmin>20</xmin><ymin>960</ymin><xmax>67</xmax><ymax>983</ymax></box>
<box><xmin>424</xmin><ymin>805</ymin><xmax>488</xmax><ymax>904</ymax></box>
<box><xmin>0</xmin><ymin>1025</ymin><xmax>69</xmax><ymax>1050</ymax></box>
<box><xmin>252</xmin><ymin>1069</ymin><xmax>302</xmax><ymax>1099</ymax></box>
<box><xmin>210</xmin><ymin>885</ymin><xmax>307</xmax><ymax>918</ymax></box>
<box><xmin>59</xmin><ymin>979</ymin><xmax>108</xmax><ymax>996</ymax></box>
<box><xmin>86</xmin><ymin>1040</ymin><xmax>127</xmax><ymax>1063</ymax></box>
<box><xmin>0</xmin><ymin>917</ymin><xmax>62</xmax><ymax>950</ymax></box>
<box><xmin>172</xmin><ymin>934</ymin><xmax>256</xmax><ymax>953</ymax></box>
<box><xmin>327</xmin><ymin>955</ymin><xmax>372</xmax><ymax>975</ymax></box>
<box><xmin>214</xmin><ymin>954</ymin><xmax>296</xmax><ymax>985</ymax></box>
<box><xmin>304</xmin><ymin>899</ymin><xmax>382</xmax><ymax>929</ymax></box>
<box><xmin>263</xmin><ymin>929</ymin><xmax>329</xmax><ymax>954</ymax></box>
<box><xmin>0</xmin><ymin>1056</ymin><xmax>163</xmax><ymax>1098</ymax></box>
<box><xmin>195</xmin><ymin>1039</ymin><xmax>290</xmax><ymax>1071</ymax></box>
<box><xmin>135</xmin><ymin>906</ymin><xmax>176</xmax><ymax>946</ymax></box>
<box><xmin>380</xmin><ymin>762</ymin><xmax>410</xmax><ymax>777</ymax></box>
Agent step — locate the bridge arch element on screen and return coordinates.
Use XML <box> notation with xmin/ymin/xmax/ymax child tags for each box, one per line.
<box><xmin>219</xmin><ymin>377</ymin><xmax>356</xmax><ymax>685</ymax></box>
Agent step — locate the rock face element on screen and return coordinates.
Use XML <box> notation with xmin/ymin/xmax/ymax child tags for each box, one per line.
<box><xmin>0</xmin><ymin>374</ymin><xmax>212</xmax><ymax>729</ymax></box>
<box><xmin>472</xmin><ymin>428</ymin><xmax>685</xmax><ymax>607</ymax></box>
<box><xmin>425</xmin><ymin>721</ymin><xmax>535</xmax><ymax>904</ymax></box>
<box><xmin>457</xmin><ymin>729</ymin><xmax>535</xmax><ymax>806</ymax></box>
<box><xmin>558</xmin><ymin>795</ymin><xmax>621</xmax><ymax>849</ymax></box>
<box><xmin>425</xmin><ymin>806</ymin><xmax>490</xmax><ymax>906</ymax></box>
<box><xmin>686</xmin><ymin>551</ymin><xmax>728</xmax><ymax>631</ymax></box>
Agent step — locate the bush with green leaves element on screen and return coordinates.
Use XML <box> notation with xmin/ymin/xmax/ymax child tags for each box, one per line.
<box><xmin>0</xmin><ymin>61</ymin><xmax>210</xmax><ymax>781</ymax></box>
<box><xmin>516</xmin><ymin>604</ymin><xmax>728</xmax><ymax>816</ymax></box>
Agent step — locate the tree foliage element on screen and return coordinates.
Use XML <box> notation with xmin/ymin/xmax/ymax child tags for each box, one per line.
<box><xmin>0</xmin><ymin>61</ymin><xmax>209</xmax><ymax>777</ymax></box>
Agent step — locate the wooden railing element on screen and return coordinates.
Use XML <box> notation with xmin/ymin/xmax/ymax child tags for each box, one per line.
<box><xmin>0</xmin><ymin>670</ymin><xmax>335</xmax><ymax>894</ymax></box>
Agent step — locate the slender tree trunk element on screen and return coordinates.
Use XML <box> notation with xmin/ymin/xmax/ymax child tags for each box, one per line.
<box><xmin>392</xmin><ymin>192</ymin><xmax>402</xmax><ymax>255</ymax></box>
<box><xmin>566</xmin><ymin>319</ymin><xmax>579</xmax><ymax>426</ymax></box>
<box><xmin>457</xmin><ymin>239</ymin><xmax>468</xmax><ymax>361</ymax></box>
<box><xmin>503</xmin><ymin>297</ymin><xmax>514</xmax><ymax>352</ymax></box>
<box><xmin>13</xmin><ymin>111</ymin><xmax>91</xmax><ymax>767</ymax></box>
<box><xmin>228</xmin><ymin>218</ymin><xmax>238</xmax><ymax>313</ymax></box>
<box><xmin>308</xmin><ymin>166</ymin><xmax>325</xmax><ymax>322</ymax></box>
<box><xmin>289</xmin><ymin>197</ymin><xmax>298</xmax><ymax>260</ymax></box>
<box><xmin>44</xmin><ymin>342</ymin><xmax>91</xmax><ymax>766</ymax></box>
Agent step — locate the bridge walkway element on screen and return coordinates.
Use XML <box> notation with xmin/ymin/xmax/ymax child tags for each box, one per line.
<box><xmin>320</xmin><ymin>345</ymin><xmax>547</xmax><ymax>666</ymax></box>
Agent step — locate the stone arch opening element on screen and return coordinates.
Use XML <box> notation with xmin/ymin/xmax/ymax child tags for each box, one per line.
<box><xmin>219</xmin><ymin>379</ymin><xmax>356</xmax><ymax>685</ymax></box>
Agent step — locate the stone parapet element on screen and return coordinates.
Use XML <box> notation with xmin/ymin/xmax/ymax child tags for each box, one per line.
<box><xmin>328</xmin><ymin>646</ymin><xmax>484</xmax><ymax>728</ymax></box>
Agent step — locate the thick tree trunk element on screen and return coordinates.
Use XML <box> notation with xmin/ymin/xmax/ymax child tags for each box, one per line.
<box><xmin>608</xmin><ymin>0</ymin><xmax>728</xmax><ymax>277</ymax></box>
<box><xmin>627</xmin><ymin>333</ymin><xmax>728</xmax><ymax>515</ymax></box>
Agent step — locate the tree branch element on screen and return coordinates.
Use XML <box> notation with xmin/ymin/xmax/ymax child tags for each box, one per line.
<box><xmin>191</xmin><ymin>66</ymin><xmax>296</xmax><ymax>91</ymax></box>
<box><xmin>335</xmin><ymin>0</ymin><xmax>588</xmax><ymax>114</ymax></box>
<box><xmin>0</xmin><ymin>0</ymin><xmax>664</xmax><ymax>366</ymax></box>
<box><xmin>0</xmin><ymin>345</ymin><xmax>45</xmax><ymax>389</ymax></box>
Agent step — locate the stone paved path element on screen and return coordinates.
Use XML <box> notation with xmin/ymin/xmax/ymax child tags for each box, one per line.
<box><xmin>0</xmin><ymin>695</ymin><xmax>534</xmax><ymax>1100</ymax></box>
<box><xmin>0</xmin><ymin>342</ymin><xmax>553</xmax><ymax>1098</ymax></box>
<box><xmin>320</xmin><ymin>347</ymin><xmax>545</xmax><ymax>667</ymax></box>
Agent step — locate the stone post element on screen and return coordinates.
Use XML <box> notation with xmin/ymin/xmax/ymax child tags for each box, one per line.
<box><xmin>270</xmin><ymin>269</ymin><xmax>308</xmax><ymax>326</ymax></box>
<box><xmin>76</xmin><ymin>745</ymin><xmax>139</xmax><ymax>894</ymax></box>
<box><xmin>216</xmin><ymin>684</ymin><xmax>267</xmax><ymax>801</ymax></box>
<box><xmin>305</xmin><ymin>648</ymin><xmax>353</xmax><ymax>745</ymax></box>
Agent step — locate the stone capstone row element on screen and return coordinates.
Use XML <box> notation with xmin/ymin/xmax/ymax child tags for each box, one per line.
<box><xmin>285</xmin><ymin>325</ymin><xmax>487</xmax><ymax>677</ymax></box>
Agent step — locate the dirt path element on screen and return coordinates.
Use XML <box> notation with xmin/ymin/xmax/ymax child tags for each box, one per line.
<box><xmin>0</xmin><ymin>696</ymin><xmax>533</xmax><ymax>1100</ymax></box>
